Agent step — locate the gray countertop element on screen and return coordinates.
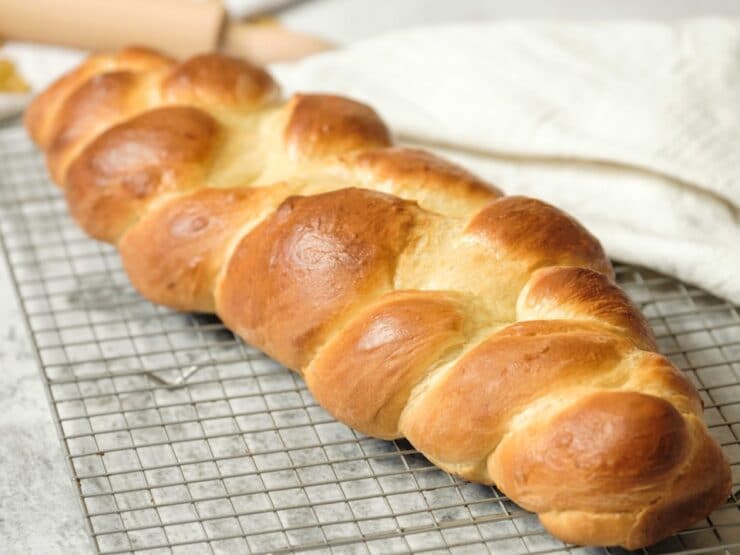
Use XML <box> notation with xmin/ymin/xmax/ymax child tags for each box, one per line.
<box><xmin>0</xmin><ymin>250</ymin><xmax>91</xmax><ymax>553</ymax></box>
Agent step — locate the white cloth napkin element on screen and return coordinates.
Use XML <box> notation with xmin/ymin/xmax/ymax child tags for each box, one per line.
<box><xmin>272</xmin><ymin>18</ymin><xmax>740</xmax><ymax>303</ymax></box>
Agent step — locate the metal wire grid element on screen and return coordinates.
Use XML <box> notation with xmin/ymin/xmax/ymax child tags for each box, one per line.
<box><xmin>0</xmin><ymin>124</ymin><xmax>738</xmax><ymax>555</ymax></box>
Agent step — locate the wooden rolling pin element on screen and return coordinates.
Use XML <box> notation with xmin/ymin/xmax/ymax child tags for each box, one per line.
<box><xmin>0</xmin><ymin>0</ymin><xmax>332</xmax><ymax>64</ymax></box>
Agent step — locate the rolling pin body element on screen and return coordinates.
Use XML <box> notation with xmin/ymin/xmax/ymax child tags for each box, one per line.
<box><xmin>0</xmin><ymin>0</ymin><xmax>225</xmax><ymax>57</ymax></box>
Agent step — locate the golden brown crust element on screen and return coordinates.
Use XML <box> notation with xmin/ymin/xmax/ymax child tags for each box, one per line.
<box><xmin>307</xmin><ymin>290</ymin><xmax>468</xmax><ymax>439</ymax></box>
<box><xmin>630</xmin><ymin>352</ymin><xmax>702</xmax><ymax>416</ymax></box>
<box><xmin>24</xmin><ymin>47</ymin><xmax>173</xmax><ymax>149</ymax></box>
<box><xmin>519</xmin><ymin>266</ymin><xmax>656</xmax><ymax>350</ymax></box>
<box><xmin>402</xmin><ymin>321</ymin><xmax>630</xmax><ymax>467</ymax></box>
<box><xmin>162</xmin><ymin>53</ymin><xmax>279</xmax><ymax>108</ymax></box>
<box><xmin>349</xmin><ymin>147</ymin><xmax>501</xmax><ymax>217</ymax></box>
<box><xmin>120</xmin><ymin>188</ymin><xmax>257</xmax><ymax>313</ymax></box>
<box><xmin>25</xmin><ymin>49</ymin><xmax>730</xmax><ymax>550</ymax></box>
<box><xmin>25</xmin><ymin>68</ymin><xmax>91</xmax><ymax>148</ymax></box>
<box><xmin>283</xmin><ymin>94</ymin><xmax>392</xmax><ymax>160</ymax></box>
<box><xmin>66</xmin><ymin>106</ymin><xmax>220</xmax><ymax>242</ymax></box>
<box><xmin>625</xmin><ymin>421</ymin><xmax>731</xmax><ymax>549</ymax></box>
<box><xmin>109</xmin><ymin>46</ymin><xmax>176</xmax><ymax>71</ymax></box>
<box><xmin>538</xmin><ymin>414</ymin><xmax>731</xmax><ymax>549</ymax></box>
<box><xmin>492</xmin><ymin>391</ymin><xmax>689</xmax><ymax>512</ymax></box>
<box><xmin>217</xmin><ymin>188</ymin><xmax>417</xmax><ymax>369</ymax></box>
<box><xmin>46</xmin><ymin>71</ymin><xmax>143</xmax><ymax>185</ymax></box>
<box><xmin>467</xmin><ymin>196</ymin><xmax>614</xmax><ymax>277</ymax></box>
<box><xmin>541</xmin><ymin>511</ymin><xmax>638</xmax><ymax>549</ymax></box>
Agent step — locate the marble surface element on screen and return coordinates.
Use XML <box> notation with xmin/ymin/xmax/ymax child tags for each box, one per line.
<box><xmin>0</xmin><ymin>249</ymin><xmax>91</xmax><ymax>553</ymax></box>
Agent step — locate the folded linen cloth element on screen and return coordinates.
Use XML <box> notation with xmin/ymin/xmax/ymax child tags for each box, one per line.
<box><xmin>272</xmin><ymin>18</ymin><xmax>740</xmax><ymax>304</ymax></box>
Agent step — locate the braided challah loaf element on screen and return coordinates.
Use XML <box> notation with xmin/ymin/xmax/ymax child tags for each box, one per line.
<box><xmin>26</xmin><ymin>48</ymin><xmax>730</xmax><ymax>549</ymax></box>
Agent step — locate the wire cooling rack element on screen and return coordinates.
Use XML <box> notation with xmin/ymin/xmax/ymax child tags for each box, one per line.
<box><xmin>0</xmin><ymin>124</ymin><xmax>739</xmax><ymax>555</ymax></box>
